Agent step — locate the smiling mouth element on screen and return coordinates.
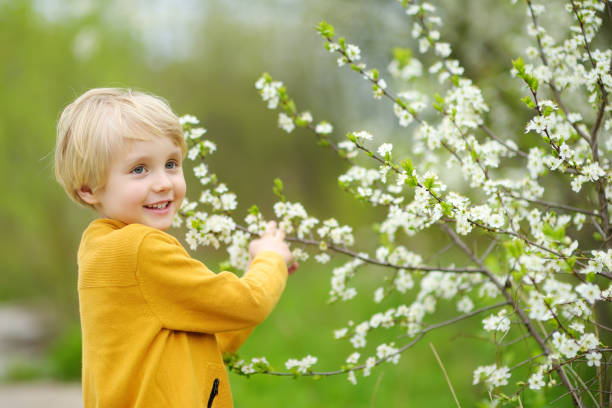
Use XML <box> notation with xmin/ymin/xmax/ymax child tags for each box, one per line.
<box><xmin>144</xmin><ymin>201</ymin><xmax>171</xmax><ymax>210</ymax></box>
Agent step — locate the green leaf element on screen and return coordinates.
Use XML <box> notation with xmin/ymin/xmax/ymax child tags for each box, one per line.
<box><xmin>512</xmin><ymin>57</ymin><xmax>525</xmax><ymax>74</ymax></box>
<box><xmin>248</xmin><ymin>205</ymin><xmax>260</xmax><ymax>216</ymax></box>
<box><xmin>523</xmin><ymin>74</ymin><xmax>539</xmax><ymax>92</ymax></box>
<box><xmin>470</xmin><ymin>147</ymin><xmax>478</xmax><ymax>161</ymax></box>
<box><xmin>401</xmin><ymin>158</ymin><xmax>414</xmax><ymax>174</ymax></box>
<box><xmin>392</xmin><ymin>47</ymin><xmax>413</xmax><ymax>68</ymax></box>
<box><xmin>424</xmin><ymin>177</ymin><xmax>434</xmax><ymax>190</ymax></box>
<box><xmin>503</xmin><ymin>240</ymin><xmax>524</xmax><ymax>258</ymax></box>
<box><xmin>285</xmin><ymin>99</ymin><xmax>296</xmax><ymax>114</ymax></box>
<box><xmin>440</xmin><ymin>202</ymin><xmax>453</xmax><ymax>217</ymax></box>
<box><xmin>315</xmin><ymin>21</ymin><xmax>335</xmax><ymax>38</ymax></box>
<box><xmin>521</xmin><ymin>96</ymin><xmax>535</xmax><ymax>108</ymax></box>
<box><xmin>542</xmin><ymin>223</ymin><xmax>565</xmax><ymax>241</ymax></box>
<box><xmin>273</xmin><ymin>178</ymin><xmax>286</xmax><ymax>201</ymax></box>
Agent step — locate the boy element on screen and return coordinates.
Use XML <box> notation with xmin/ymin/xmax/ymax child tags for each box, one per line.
<box><xmin>55</xmin><ymin>88</ymin><xmax>295</xmax><ymax>407</ymax></box>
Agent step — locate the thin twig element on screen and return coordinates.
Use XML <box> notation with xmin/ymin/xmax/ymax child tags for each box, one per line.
<box><xmin>370</xmin><ymin>372</ymin><xmax>384</xmax><ymax>408</ymax></box>
<box><xmin>441</xmin><ymin>223</ymin><xmax>585</xmax><ymax>407</ymax></box>
<box><xmin>236</xmin><ymin>224</ymin><xmax>486</xmax><ymax>274</ymax></box>
<box><xmin>509</xmin><ymin>352</ymin><xmax>545</xmax><ymax>372</ymax></box>
<box><xmin>504</xmin><ymin>192</ymin><xmax>600</xmax><ymax>218</ymax></box>
<box><xmin>430</xmin><ymin>342</ymin><xmax>461</xmax><ymax>408</ymax></box>
<box><xmin>479</xmin><ymin>124</ymin><xmax>528</xmax><ymax>157</ymax></box>
<box><xmin>260</xmin><ymin>301</ymin><xmax>509</xmax><ymax>378</ymax></box>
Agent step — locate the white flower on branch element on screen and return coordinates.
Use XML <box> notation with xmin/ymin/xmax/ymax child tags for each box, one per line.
<box><xmin>259</xmin><ymin>80</ymin><xmax>283</xmax><ymax>109</ymax></box>
<box><xmin>528</xmin><ymin>372</ymin><xmax>546</xmax><ymax>390</ymax></box>
<box><xmin>575</xmin><ymin>282</ymin><xmax>602</xmax><ymax>304</ymax></box>
<box><xmin>527</xmin><ymin>291</ymin><xmax>554</xmax><ymax>322</ymax></box>
<box><xmin>376</xmin><ymin>343</ymin><xmax>400</xmax><ymax>364</ymax></box>
<box><xmin>569</xmin><ymin>322</ymin><xmax>585</xmax><ymax>334</ymax></box>
<box><xmin>346</xmin><ymin>352</ymin><xmax>360</xmax><ymax>365</ymax></box>
<box><xmin>373</xmin><ymin>287</ymin><xmax>385</xmax><ymax>303</ymax></box>
<box><xmin>394</xmin><ymin>269</ymin><xmax>414</xmax><ymax>293</ymax></box>
<box><xmin>278</xmin><ymin>113</ymin><xmax>295</xmax><ymax>133</ymax></box>
<box><xmin>377</xmin><ymin>143</ymin><xmax>393</xmax><ymax>157</ymax></box>
<box><xmin>483</xmin><ymin>309</ymin><xmax>511</xmax><ymax>333</ymax></box>
<box><xmin>552</xmin><ymin>332</ymin><xmax>580</xmax><ymax>359</ymax></box>
<box><xmin>388</xmin><ymin>58</ymin><xmax>422</xmax><ymax>81</ymax></box>
<box><xmin>434</xmin><ymin>42</ymin><xmax>451</xmax><ymax>58</ymax></box>
<box><xmin>175</xmin><ymin>1</ymin><xmax>612</xmax><ymax>401</ymax></box>
<box><xmin>193</xmin><ymin>163</ymin><xmax>208</xmax><ymax>178</ymax></box>
<box><xmin>334</xmin><ymin>327</ymin><xmax>348</xmax><ymax>339</ymax></box>
<box><xmin>579</xmin><ymin>332</ymin><xmax>599</xmax><ymax>351</ymax></box>
<box><xmin>457</xmin><ymin>296</ymin><xmax>474</xmax><ymax>313</ymax></box>
<box><xmin>315</xmin><ymin>121</ymin><xmax>333</xmax><ymax>134</ymax></box>
<box><xmin>346</xmin><ymin>44</ymin><xmax>361</xmax><ymax>61</ymax></box>
<box><xmin>586</xmin><ymin>351</ymin><xmax>602</xmax><ymax>367</ymax></box>
<box><xmin>363</xmin><ymin>357</ymin><xmax>376</xmax><ymax>377</ymax></box>
<box><xmin>473</xmin><ymin>364</ymin><xmax>511</xmax><ymax>389</ymax></box>
<box><xmin>220</xmin><ymin>193</ymin><xmax>237</xmax><ymax>211</ymax></box>
<box><xmin>285</xmin><ymin>355</ymin><xmax>318</xmax><ymax>374</ymax></box>
<box><xmin>314</xmin><ymin>253</ymin><xmax>330</xmax><ymax>264</ymax></box>
<box><xmin>418</xmin><ymin>37</ymin><xmax>430</xmax><ymax>54</ymax></box>
<box><xmin>405</xmin><ymin>5</ymin><xmax>420</xmax><ymax>15</ymax></box>
<box><xmin>179</xmin><ymin>114</ymin><xmax>199</xmax><ymax>126</ymax></box>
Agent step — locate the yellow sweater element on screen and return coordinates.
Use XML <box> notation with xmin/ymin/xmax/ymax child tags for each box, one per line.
<box><xmin>77</xmin><ymin>219</ymin><xmax>288</xmax><ymax>408</ymax></box>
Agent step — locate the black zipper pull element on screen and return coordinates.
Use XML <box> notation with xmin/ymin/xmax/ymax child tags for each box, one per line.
<box><xmin>207</xmin><ymin>378</ymin><xmax>220</xmax><ymax>408</ymax></box>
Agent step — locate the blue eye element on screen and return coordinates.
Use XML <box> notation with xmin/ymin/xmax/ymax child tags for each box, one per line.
<box><xmin>166</xmin><ymin>160</ymin><xmax>178</xmax><ymax>170</ymax></box>
<box><xmin>131</xmin><ymin>165</ymin><xmax>145</xmax><ymax>174</ymax></box>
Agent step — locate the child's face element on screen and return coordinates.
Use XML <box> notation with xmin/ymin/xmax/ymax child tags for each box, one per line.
<box><xmin>87</xmin><ymin>137</ymin><xmax>186</xmax><ymax>231</ymax></box>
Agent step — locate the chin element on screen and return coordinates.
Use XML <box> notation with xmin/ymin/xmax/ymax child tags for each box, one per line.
<box><xmin>142</xmin><ymin>218</ymin><xmax>173</xmax><ymax>231</ymax></box>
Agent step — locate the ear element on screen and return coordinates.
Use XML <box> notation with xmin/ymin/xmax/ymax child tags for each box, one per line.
<box><xmin>77</xmin><ymin>186</ymin><xmax>100</xmax><ymax>206</ymax></box>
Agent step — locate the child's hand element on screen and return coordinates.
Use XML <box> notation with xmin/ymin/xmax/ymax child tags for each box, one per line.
<box><xmin>248</xmin><ymin>221</ymin><xmax>298</xmax><ymax>273</ymax></box>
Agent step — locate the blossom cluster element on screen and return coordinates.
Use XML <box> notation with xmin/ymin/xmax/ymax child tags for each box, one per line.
<box><xmin>177</xmin><ymin>0</ymin><xmax>611</xmax><ymax>405</ymax></box>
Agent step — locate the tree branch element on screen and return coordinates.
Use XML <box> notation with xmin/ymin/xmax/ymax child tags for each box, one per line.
<box><xmin>440</xmin><ymin>223</ymin><xmax>585</xmax><ymax>408</ymax></box>
<box><xmin>257</xmin><ymin>301</ymin><xmax>510</xmax><ymax>378</ymax></box>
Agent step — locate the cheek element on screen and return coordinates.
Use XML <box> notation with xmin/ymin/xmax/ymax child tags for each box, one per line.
<box><xmin>174</xmin><ymin>175</ymin><xmax>187</xmax><ymax>199</ymax></box>
<box><xmin>116</xmin><ymin>180</ymin><xmax>149</xmax><ymax>205</ymax></box>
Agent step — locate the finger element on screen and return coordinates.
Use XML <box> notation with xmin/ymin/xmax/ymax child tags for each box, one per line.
<box><xmin>288</xmin><ymin>262</ymin><xmax>299</xmax><ymax>275</ymax></box>
<box><xmin>275</xmin><ymin>226</ymin><xmax>285</xmax><ymax>240</ymax></box>
<box><xmin>264</xmin><ymin>221</ymin><xmax>276</xmax><ymax>236</ymax></box>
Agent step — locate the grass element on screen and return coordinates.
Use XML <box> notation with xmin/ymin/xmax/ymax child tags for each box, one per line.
<box><xmin>226</xmin><ymin>259</ymin><xmax>576</xmax><ymax>407</ymax></box>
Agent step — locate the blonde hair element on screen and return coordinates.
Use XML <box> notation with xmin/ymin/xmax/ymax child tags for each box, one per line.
<box><xmin>55</xmin><ymin>88</ymin><xmax>187</xmax><ymax>208</ymax></box>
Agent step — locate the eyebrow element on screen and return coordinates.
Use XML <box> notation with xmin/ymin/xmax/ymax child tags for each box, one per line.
<box><xmin>124</xmin><ymin>149</ymin><xmax>182</xmax><ymax>167</ymax></box>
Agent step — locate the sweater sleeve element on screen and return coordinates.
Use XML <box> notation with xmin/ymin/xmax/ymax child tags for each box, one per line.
<box><xmin>136</xmin><ymin>230</ymin><xmax>288</xmax><ymax>333</ymax></box>
<box><xmin>216</xmin><ymin>327</ymin><xmax>256</xmax><ymax>354</ymax></box>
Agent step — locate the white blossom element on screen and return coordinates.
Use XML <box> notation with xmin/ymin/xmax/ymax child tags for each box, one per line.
<box><xmin>285</xmin><ymin>355</ymin><xmax>318</xmax><ymax>374</ymax></box>
<box><xmin>575</xmin><ymin>282</ymin><xmax>601</xmax><ymax>304</ymax></box>
<box><xmin>315</xmin><ymin>122</ymin><xmax>333</xmax><ymax>134</ymax></box>
<box><xmin>278</xmin><ymin>113</ymin><xmax>295</xmax><ymax>133</ymax></box>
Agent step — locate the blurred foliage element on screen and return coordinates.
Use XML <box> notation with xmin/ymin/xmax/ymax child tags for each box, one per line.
<box><xmin>46</xmin><ymin>323</ymin><xmax>82</xmax><ymax>381</ymax></box>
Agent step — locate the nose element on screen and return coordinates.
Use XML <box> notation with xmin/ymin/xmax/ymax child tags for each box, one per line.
<box><xmin>152</xmin><ymin>170</ymin><xmax>172</xmax><ymax>192</ymax></box>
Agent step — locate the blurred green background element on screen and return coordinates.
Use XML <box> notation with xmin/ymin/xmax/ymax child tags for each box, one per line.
<box><xmin>1</xmin><ymin>0</ymin><xmax>608</xmax><ymax>406</ymax></box>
